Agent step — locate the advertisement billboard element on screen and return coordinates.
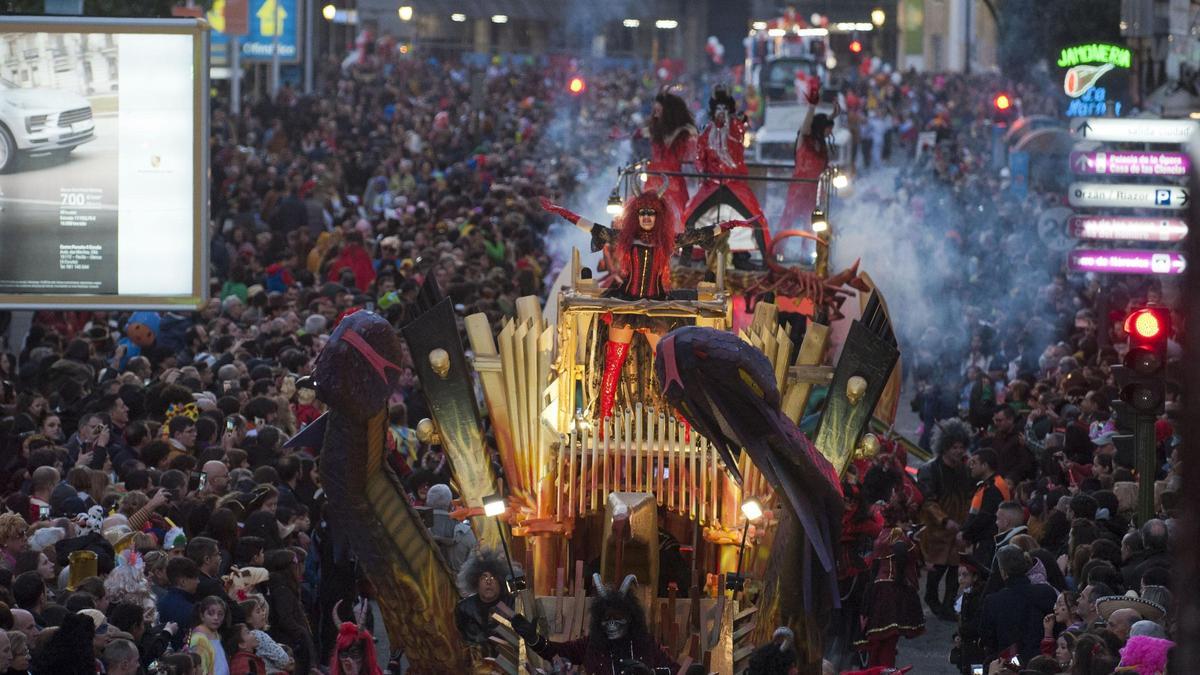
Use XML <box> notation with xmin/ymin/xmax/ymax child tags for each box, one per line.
<box><xmin>0</xmin><ymin>17</ymin><xmax>208</xmax><ymax>309</ymax></box>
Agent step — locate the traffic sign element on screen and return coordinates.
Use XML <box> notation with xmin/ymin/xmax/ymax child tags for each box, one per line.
<box><xmin>1037</xmin><ymin>206</ymin><xmax>1075</xmax><ymax>251</ymax></box>
<box><xmin>1070</xmin><ymin>117</ymin><xmax>1198</xmax><ymax>143</ymax></box>
<box><xmin>1068</xmin><ymin>249</ymin><xmax>1186</xmax><ymax>275</ymax></box>
<box><xmin>1068</xmin><ymin>215</ymin><xmax>1188</xmax><ymax>242</ymax></box>
<box><xmin>1068</xmin><ymin>182</ymin><xmax>1189</xmax><ymax>210</ymax></box>
<box><xmin>209</xmin><ymin>0</ymin><xmax>299</xmax><ymax>64</ymax></box>
<box><xmin>1070</xmin><ymin>150</ymin><xmax>1190</xmax><ymax>177</ymax></box>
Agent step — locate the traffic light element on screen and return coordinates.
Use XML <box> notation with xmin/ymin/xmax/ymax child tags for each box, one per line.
<box><xmin>568</xmin><ymin>76</ymin><xmax>586</xmax><ymax>95</ymax></box>
<box><xmin>848</xmin><ymin>39</ymin><xmax>863</xmax><ymax>54</ymax></box>
<box><xmin>1120</xmin><ymin>307</ymin><xmax>1169</xmax><ymax>414</ymax></box>
<box><xmin>992</xmin><ymin>92</ymin><xmax>1016</xmax><ymax>126</ymax></box>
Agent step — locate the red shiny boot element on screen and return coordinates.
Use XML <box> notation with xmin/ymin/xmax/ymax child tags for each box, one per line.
<box><xmin>598</xmin><ymin>340</ymin><xmax>632</xmax><ymax>434</ymax></box>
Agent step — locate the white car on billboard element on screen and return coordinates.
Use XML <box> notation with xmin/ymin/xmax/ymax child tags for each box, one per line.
<box><xmin>0</xmin><ymin>77</ymin><xmax>95</xmax><ymax>172</ymax></box>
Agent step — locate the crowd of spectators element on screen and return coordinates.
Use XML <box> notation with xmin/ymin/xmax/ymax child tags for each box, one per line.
<box><xmin>0</xmin><ymin>41</ymin><xmax>661</xmax><ymax>675</ymax></box>
<box><xmin>0</xmin><ymin>32</ymin><xmax>1184</xmax><ymax>675</ymax></box>
<box><xmin>823</xmin><ymin>67</ymin><xmax>1182</xmax><ymax>675</ymax></box>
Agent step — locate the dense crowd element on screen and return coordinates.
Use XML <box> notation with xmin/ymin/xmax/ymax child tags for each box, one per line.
<box><xmin>819</xmin><ymin>67</ymin><xmax>1182</xmax><ymax>675</ymax></box>
<box><xmin>0</xmin><ymin>43</ymin><xmax>659</xmax><ymax>675</ymax></box>
<box><xmin>0</xmin><ymin>33</ymin><xmax>1184</xmax><ymax>675</ymax></box>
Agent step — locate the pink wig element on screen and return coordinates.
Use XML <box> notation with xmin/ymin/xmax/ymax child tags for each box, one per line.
<box><xmin>1119</xmin><ymin>635</ymin><xmax>1174</xmax><ymax>675</ymax></box>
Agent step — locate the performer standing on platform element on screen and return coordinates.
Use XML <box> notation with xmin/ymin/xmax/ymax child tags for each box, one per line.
<box><xmin>684</xmin><ymin>85</ymin><xmax>769</xmax><ymax>267</ymax></box>
<box><xmin>540</xmin><ymin>194</ymin><xmax>756</xmax><ymax>425</ymax></box>
<box><xmin>779</xmin><ymin>79</ymin><xmax>835</xmax><ymax>231</ymax></box>
<box><xmin>640</xmin><ymin>91</ymin><xmax>697</xmax><ymax>226</ymax></box>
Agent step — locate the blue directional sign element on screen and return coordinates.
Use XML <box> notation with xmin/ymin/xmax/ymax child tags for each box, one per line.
<box><xmin>208</xmin><ymin>0</ymin><xmax>301</xmax><ymax>64</ymax></box>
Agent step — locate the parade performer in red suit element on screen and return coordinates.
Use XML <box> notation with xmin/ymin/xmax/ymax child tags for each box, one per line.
<box><xmin>684</xmin><ymin>86</ymin><xmax>769</xmax><ymax>260</ymax></box>
<box><xmin>540</xmin><ymin>192</ymin><xmax>757</xmax><ymax>426</ymax></box>
<box><xmin>779</xmin><ymin>78</ymin><xmax>835</xmax><ymax>230</ymax></box>
<box><xmin>854</xmin><ymin>464</ymin><xmax>925</xmax><ymax>669</ymax></box>
<box><xmin>640</xmin><ymin>91</ymin><xmax>696</xmax><ymax>227</ymax></box>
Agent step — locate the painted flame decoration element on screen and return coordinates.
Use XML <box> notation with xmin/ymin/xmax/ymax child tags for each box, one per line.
<box><xmin>1063</xmin><ymin>63</ymin><xmax>1115</xmax><ymax>98</ymax></box>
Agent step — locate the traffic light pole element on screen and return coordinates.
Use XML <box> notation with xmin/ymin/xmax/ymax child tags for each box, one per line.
<box><xmin>1135</xmin><ymin>412</ymin><xmax>1157</xmax><ymax>524</ymax></box>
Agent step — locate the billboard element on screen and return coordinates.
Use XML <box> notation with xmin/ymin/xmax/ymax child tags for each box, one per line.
<box><xmin>208</xmin><ymin>0</ymin><xmax>300</xmax><ymax>64</ymax></box>
<box><xmin>0</xmin><ymin>17</ymin><xmax>208</xmax><ymax>309</ymax></box>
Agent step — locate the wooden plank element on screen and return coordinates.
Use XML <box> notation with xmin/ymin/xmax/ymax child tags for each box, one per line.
<box><xmin>635</xmin><ymin>403</ymin><xmax>644</xmax><ymax>493</ymax></box>
<box><xmin>780</xmin><ymin>322</ymin><xmax>830</xmax><ymax>424</ymax></box>
<box><xmin>523</xmin><ymin>321</ymin><xmax>540</xmax><ymax>495</ymax></box>
<box><xmin>570</xmin><ymin>560</ymin><xmax>587</xmax><ymax>640</ymax></box>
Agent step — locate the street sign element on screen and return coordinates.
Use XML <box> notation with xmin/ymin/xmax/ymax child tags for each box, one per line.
<box><xmin>1070</xmin><ymin>150</ymin><xmax>1191</xmax><ymax>177</ymax></box>
<box><xmin>1068</xmin><ymin>215</ymin><xmax>1189</xmax><ymax>242</ymax></box>
<box><xmin>1037</xmin><ymin>206</ymin><xmax>1075</xmax><ymax>251</ymax></box>
<box><xmin>1070</xmin><ymin>117</ymin><xmax>1198</xmax><ymax>143</ymax></box>
<box><xmin>208</xmin><ymin>0</ymin><xmax>299</xmax><ymax>64</ymax></box>
<box><xmin>1068</xmin><ymin>182</ymin><xmax>1190</xmax><ymax>210</ymax></box>
<box><xmin>1068</xmin><ymin>249</ymin><xmax>1187</xmax><ymax>275</ymax></box>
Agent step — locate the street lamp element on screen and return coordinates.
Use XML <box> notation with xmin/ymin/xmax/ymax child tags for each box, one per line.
<box><xmin>450</xmin><ymin>13</ymin><xmax>466</xmax><ymax>22</ymax></box>
<box><xmin>491</xmin><ymin>14</ymin><xmax>508</xmax><ymax>24</ymax></box>
<box><xmin>322</xmin><ymin>4</ymin><xmax>336</xmax><ymax>20</ymax></box>
<box><xmin>831</xmin><ymin>168</ymin><xmax>850</xmax><ymax>190</ymax></box>
<box><xmin>655</xmin><ymin>19</ymin><xmax>678</xmax><ymax>29</ymax></box>
<box><xmin>398</xmin><ymin>5</ymin><xmax>413</xmax><ymax>21</ymax></box>
<box><xmin>482</xmin><ymin>493</ymin><xmax>527</xmax><ymax>592</ymax></box>
<box><xmin>623</xmin><ymin>19</ymin><xmax>640</xmax><ymax>28</ymax></box>
<box><xmin>726</xmin><ymin>498</ymin><xmax>763</xmax><ymax>592</ymax></box>
<box><xmin>871</xmin><ymin>8</ymin><xmax>885</xmax><ymax>27</ymax></box>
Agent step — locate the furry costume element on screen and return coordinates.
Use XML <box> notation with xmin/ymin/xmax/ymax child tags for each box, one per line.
<box><xmin>515</xmin><ymin>574</ymin><xmax>681</xmax><ymax>675</ymax></box>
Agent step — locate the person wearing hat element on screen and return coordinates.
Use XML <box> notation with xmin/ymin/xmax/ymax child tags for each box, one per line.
<box><xmin>1096</xmin><ymin>592</ymin><xmax>1167</xmax><ymax>644</ymax></box>
<box><xmin>77</xmin><ymin>607</ymin><xmax>114</xmax><ymax>653</ymax></box>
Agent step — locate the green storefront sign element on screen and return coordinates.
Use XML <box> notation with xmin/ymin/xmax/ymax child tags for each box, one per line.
<box><xmin>1057</xmin><ymin>43</ymin><xmax>1132</xmax><ymax>69</ymax></box>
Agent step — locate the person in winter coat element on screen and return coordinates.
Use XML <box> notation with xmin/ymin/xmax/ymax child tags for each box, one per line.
<box><xmin>917</xmin><ymin>419</ymin><xmax>975</xmax><ymax>620</ymax></box>
<box><xmin>265</xmin><ymin>549</ymin><xmax>316</xmax><ymax>675</ymax></box>
<box><xmin>979</xmin><ymin>546</ymin><xmax>1056</xmax><ymax>664</ymax></box>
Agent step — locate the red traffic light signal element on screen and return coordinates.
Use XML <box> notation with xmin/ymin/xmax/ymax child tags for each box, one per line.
<box><xmin>849</xmin><ymin>40</ymin><xmax>863</xmax><ymax>54</ymax></box>
<box><xmin>1120</xmin><ymin>307</ymin><xmax>1169</xmax><ymax>413</ymax></box>
<box><xmin>993</xmin><ymin>93</ymin><xmax>1012</xmax><ymax>111</ymax></box>
<box><xmin>568</xmin><ymin>77</ymin><xmax>586</xmax><ymax>95</ymax></box>
<box><xmin>1125</xmin><ymin>308</ymin><xmax>1162</xmax><ymax>339</ymax></box>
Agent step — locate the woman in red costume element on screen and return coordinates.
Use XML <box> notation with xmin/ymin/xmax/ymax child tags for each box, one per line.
<box><xmin>854</xmin><ymin>463</ymin><xmax>925</xmax><ymax>669</ymax></box>
<box><xmin>641</xmin><ymin>90</ymin><xmax>696</xmax><ymax>227</ymax></box>
<box><xmin>329</xmin><ymin>621</ymin><xmax>382</xmax><ymax>675</ymax></box>
<box><xmin>778</xmin><ymin>79</ymin><xmax>835</xmax><ymax>231</ymax></box>
<box><xmin>540</xmin><ymin>192</ymin><xmax>754</xmax><ymax>424</ymax></box>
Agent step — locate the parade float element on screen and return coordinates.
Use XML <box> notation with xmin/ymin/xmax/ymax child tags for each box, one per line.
<box><xmin>292</xmin><ymin>96</ymin><xmax>922</xmax><ymax>674</ymax></box>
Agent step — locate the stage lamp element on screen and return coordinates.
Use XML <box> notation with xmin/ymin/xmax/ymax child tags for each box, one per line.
<box><xmin>482</xmin><ymin>493</ymin><xmax>527</xmax><ymax>592</ymax></box>
<box><xmin>831</xmin><ymin>169</ymin><xmax>849</xmax><ymax>190</ymax></box>
<box><xmin>810</xmin><ymin>208</ymin><xmax>828</xmax><ymax>232</ymax></box>
<box><xmin>727</xmin><ymin>498</ymin><xmax>764</xmax><ymax>592</ymax></box>
<box><xmin>606</xmin><ymin>189</ymin><xmax>623</xmax><ymax>215</ymax></box>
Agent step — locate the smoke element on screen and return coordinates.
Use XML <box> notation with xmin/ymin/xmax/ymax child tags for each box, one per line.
<box><xmin>831</xmin><ymin>166</ymin><xmax>1066</xmax><ymax>380</ymax></box>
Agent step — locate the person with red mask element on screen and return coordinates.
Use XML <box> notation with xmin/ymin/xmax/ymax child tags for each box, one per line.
<box><xmin>540</xmin><ymin>193</ymin><xmax>755</xmax><ymax>425</ymax></box>
<box><xmin>329</xmin><ymin>621</ymin><xmax>382</xmax><ymax>675</ymax></box>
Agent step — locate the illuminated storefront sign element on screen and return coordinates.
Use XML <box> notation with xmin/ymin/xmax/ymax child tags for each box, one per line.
<box><xmin>1057</xmin><ymin>43</ymin><xmax>1132</xmax><ymax>68</ymax></box>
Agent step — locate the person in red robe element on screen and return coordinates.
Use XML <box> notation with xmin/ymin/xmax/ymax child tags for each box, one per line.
<box><xmin>641</xmin><ymin>91</ymin><xmax>696</xmax><ymax>228</ymax></box>
<box><xmin>684</xmin><ymin>86</ymin><xmax>770</xmax><ymax>264</ymax></box>
<box><xmin>779</xmin><ymin>79</ymin><xmax>834</xmax><ymax>231</ymax></box>
<box><xmin>326</xmin><ymin>231</ymin><xmax>377</xmax><ymax>292</ymax></box>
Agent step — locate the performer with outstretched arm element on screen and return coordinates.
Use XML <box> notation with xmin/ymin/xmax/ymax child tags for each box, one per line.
<box><xmin>540</xmin><ymin>191</ymin><xmax>757</xmax><ymax>426</ymax></box>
